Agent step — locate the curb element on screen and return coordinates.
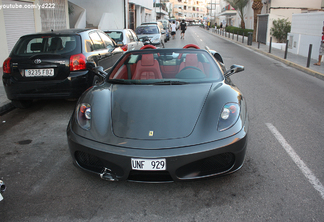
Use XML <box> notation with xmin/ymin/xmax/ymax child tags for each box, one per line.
<box><xmin>0</xmin><ymin>101</ymin><xmax>15</xmax><ymax>116</ymax></box>
<box><xmin>243</xmin><ymin>44</ymin><xmax>324</xmax><ymax>81</ymax></box>
<box><xmin>204</xmin><ymin>28</ymin><xmax>324</xmax><ymax>81</ymax></box>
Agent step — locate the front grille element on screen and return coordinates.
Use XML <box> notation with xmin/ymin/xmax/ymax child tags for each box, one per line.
<box><xmin>75</xmin><ymin>151</ymin><xmax>104</xmax><ymax>173</ymax></box>
<box><xmin>128</xmin><ymin>170</ymin><xmax>173</xmax><ymax>182</ymax></box>
<box><xmin>175</xmin><ymin>152</ymin><xmax>235</xmax><ymax>179</ymax></box>
<box><xmin>75</xmin><ymin>151</ymin><xmax>124</xmax><ymax>176</ymax></box>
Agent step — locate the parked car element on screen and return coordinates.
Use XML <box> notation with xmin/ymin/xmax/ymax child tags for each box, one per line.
<box><xmin>141</xmin><ymin>21</ymin><xmax>165</xmax><ymax>34</ymax></box>
<box><xmin>67</xmin><ymin>44</ymin><xmax>248</xmax><ymax>182</ymax></box>
<box><xmin>104</xmin><ymin>29</ymin><xmax>144</xmax><ymax>51</ymax></box>
<box><xmin>2</xmin><ymin>29</ymin><xmax>123</xmax><ymax>108</ymax></box>
<box><xmin>135</xmin><ymin>24</ymin><xmax>166</xmax><ymax>48</ymax></box>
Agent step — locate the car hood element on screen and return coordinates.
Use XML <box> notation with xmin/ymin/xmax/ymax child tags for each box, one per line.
<box><xmin>111</xmin><ymin>84</ymin><xmax>212</xmax><ymax>140</ymax></box>
<box><xmin>137</xmin><ymin>34</ymin><xmax>160</xmax><ymax>39</ymax></box>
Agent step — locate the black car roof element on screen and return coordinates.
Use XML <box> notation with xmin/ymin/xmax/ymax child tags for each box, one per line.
<box><xmin>20</xmin><ymin>28</ymin><xmax>96</xmax><ymax>37</ymax></box>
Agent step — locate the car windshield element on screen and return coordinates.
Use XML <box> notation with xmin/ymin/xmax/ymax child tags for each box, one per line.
<box><xmin>105</xmin><ymin>31</ymin><xmax>123</xmax><ymax>43</ymax></box>
<box><xmin>108</xmin><ymin>49</ymin><xmax>224</xmax><ymax>84</ymax></box>
<box><xmin>135</xmin><ymin>26</ymin><xmax>159</xmax><ymax>35</ymax></box>
<box><xmin>11</xmin><ymin>35</ymin><xmax>80</xmax><ymax>56</ymax></box>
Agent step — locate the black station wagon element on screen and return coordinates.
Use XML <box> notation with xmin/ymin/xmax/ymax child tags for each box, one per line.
<box><xmin>2</xmin><ymin>29</ymin><xmax>123</xmax><ymax>108</ymax></box>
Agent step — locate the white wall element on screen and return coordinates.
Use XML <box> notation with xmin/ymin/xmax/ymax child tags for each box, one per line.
<box><xmin>129</xmin><ymin>0</ymin><xmax>152</xmax><ymax>10</ymax></box>
<box><xmin>0</xmin><ymin>0</ymin><xmax>9</xmax><ymax>65</ymax></box>
<box><xmin>69</xmin><ymin>0</ymin><xmax>125</xmax><ymax>29</ymax></box>
<box><xmin>288</xmin><ymin>12</ymin><xmax>324</xmax><ymax>60</ymax></box>
<box><xmin>69</xmin><ymin>2</ymin><xmax>86</xmax><ymax>28</ymax></box>
<box><xmin>98</xmin><ymin>13</ymin><xmax>120</xmax><ymax>30</ymax></box>
<box><xmin>270</xmin><ymin>0</ymin><xmax>321</xmax><ymax>8</ymax></box>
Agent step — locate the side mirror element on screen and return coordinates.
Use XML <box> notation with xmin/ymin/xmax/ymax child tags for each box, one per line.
<box><xmin>224</xmin><ymin>64</ymin><xmax>245</xmax><ymax>78</ymax></box>
<box><xmin>93</xmin><ymin>66</ymin><xmax>108</xmax><ymax>79</ymax></box>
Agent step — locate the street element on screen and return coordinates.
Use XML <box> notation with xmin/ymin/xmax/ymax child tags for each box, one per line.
<box><xmin>0</xmin><ymin>26</ymin><xmax>324</xmax><ymax>221</ymax></box>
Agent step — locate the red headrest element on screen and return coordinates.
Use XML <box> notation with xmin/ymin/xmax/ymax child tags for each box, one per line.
<box><xmin>185</xmin><ymin>54</ymin><xmax>198</xmax><ymax>66</ymax></box>
<box><xmin>141</xmin><ymin>54</ymin><xmax>154</xmax><ymax>66</ymax></box>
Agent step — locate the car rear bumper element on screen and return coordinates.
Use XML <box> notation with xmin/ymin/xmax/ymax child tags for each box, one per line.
<box><xmin>67</xmin><ymin>122</ymin><xmax>248</xmax><ymax>183</ymax></box>
<box><xmin>2</xmin><ymin>70</ymin><xmax>90</xmax><ymax>100</ymax></box>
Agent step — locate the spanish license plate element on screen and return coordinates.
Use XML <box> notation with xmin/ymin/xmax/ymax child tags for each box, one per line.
<box><xmin>25</xmin><ymin>69</ymin><xmax>54</xmax><ymax>77</ymax></box>
<box><xmin>131</xmin><ymin>158</ymin><xmax>166</xmax><ymax>171</ymax></box>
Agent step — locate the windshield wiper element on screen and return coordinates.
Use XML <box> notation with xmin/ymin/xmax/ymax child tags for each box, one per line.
<box><xmin>152</xmin><ymin>80</ymin><xmax>188</xmax><ymax>85</ymax></box>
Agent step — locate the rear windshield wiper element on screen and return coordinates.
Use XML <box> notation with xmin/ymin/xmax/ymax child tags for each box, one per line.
<box><xmin>152</xmin><ymin>80</ymin><xmax>188</xmax><ymax>85</ymax></box>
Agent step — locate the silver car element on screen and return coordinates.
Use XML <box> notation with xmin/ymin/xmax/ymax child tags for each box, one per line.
<box><xmin>135</xmin><ymin>23</ymin><xmax>166</xmax><ymax>48</ymax></box>
<box><xmin>104</xmin><ymin>29</ymin><xmax>144</xmax><ymax>51</ymax></box>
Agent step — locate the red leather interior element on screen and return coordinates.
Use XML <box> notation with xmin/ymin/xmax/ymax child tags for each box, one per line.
<box><xmin>179</xmin><ymin>54</ymin><xmax>204</xmax><ymax>73</ymax></box>
<box><xmin>132</xmin><ymin>54</ymin><xmax>162</xmax><ymax>80</ymax></box>
<box><xmin>160</xmin><ymin>65</ymin><xmax>179</xmax><ymax>78</ymax></box>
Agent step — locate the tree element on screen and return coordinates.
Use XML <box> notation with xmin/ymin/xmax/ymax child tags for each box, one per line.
<box><xmin>226</xmin><ymin>0</ymin><xmax>249</xmax><ymax>29</ymax></box>
<box><xmin>270</xmin><ymin>18</ymin><xmax>291</xmax><ymax>43</ymax></box>
<box><xmin>252</xmin><ymin>0</ymin><xmax>263</xmax><ymax>41</ymax></box>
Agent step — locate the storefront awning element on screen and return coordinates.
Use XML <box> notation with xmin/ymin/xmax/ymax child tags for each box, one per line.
<box><xmin>218</xmin><ymin>10</ymin><xmax>237</xmax><ymax>17</ymax></box>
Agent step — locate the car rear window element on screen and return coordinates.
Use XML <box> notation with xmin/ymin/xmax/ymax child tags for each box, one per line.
<box><xmin>11</xmin><ymin>35</ymin><xmax>80</xmax><ymax>56</ymax></box>
<box><xmin>135</xmin><ymin>26</ymin><xmax>159</xmax><ymax>35</ymax></box>
<box><xmin>105</xmin><ymin>31</ymin><xmax>123</xmax><ymax>43</ymax></box>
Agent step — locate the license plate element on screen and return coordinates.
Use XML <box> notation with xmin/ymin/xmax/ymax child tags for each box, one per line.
<box><xmin>25</xmin><ymin>69</ymin><xmax>54</xmax><ymax>77</ymax></box>
<box><xmin>0</xmin><ymin>193</ymin><xmax>3</xmax><ymax>201</ymax></box>
<box><xmin>131</xmin><ymin>158</ymin><xmax>166</xmax><ymax>171</ymax></box>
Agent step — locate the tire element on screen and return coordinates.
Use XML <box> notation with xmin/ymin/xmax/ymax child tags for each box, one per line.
<box><xmin>11</xmin><ymin>99</ymin><xmax>32</xmax><ymax>109</ymax></box>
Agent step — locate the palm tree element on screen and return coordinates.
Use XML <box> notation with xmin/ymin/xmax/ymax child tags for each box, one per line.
<box><xmin>226</xmin><ymin>0</ymin><xmax>249</xmax><ymax>29</ymax></box>
<box><xmin>252</xmin><ymin>0</ymin><xmax>263</xmax><ymax>41</ymax></box>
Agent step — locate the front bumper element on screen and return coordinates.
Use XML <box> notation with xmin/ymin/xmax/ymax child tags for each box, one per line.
<box><xmin>2</xmin><ymin>70</ymin><xmax>90</xmax><ymax>100</ymax></box>
<box><xmin>67</xmin><ymin>123</ymin><xmax>248</xmax><ymax>183</ymax></box>
<box><xmin>150</xmin><ymin>41</ymin><xmax>162</xmax><ymax>46</ymax></box>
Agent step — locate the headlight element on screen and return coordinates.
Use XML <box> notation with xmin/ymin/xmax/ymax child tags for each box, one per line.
<box><xmin>151</xmin><ymin>36</ymin><xmax>160</xmax><ymax>43</ymax></box>
<box><xmin>77</xmin><ymin>103</ymin><xmax>91</xmax><ymax>130</ymax></box>
<box><xmin>217</xmin><ymin>103</ymin><xmax>240</xmax><ymax>131</ymax></box>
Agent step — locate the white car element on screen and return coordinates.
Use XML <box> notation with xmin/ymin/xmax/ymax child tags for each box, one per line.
<box><xmin>104</xmin><ymin>29</ymin><xmax>144</xmax><ymax>51</ymax></box>
<box><xmin>135</xmin><ymin>24</ymin><xmax>166</xmax><ymax>48</ymax></box>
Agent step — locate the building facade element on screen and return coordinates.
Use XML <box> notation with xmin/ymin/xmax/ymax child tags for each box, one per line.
<box><xmin>0</xmin><ymin>0</ymin><xmax>69</xmax><ymax>66</ymax></box>
<box><xmin>69</xmin><ymin>0</ymin><xmax>153</xmax><ymax>31</ymax></box>
<box><xmin>168</xmin><ymin>0</ymin><xmax>207</xmax><ymax>21</ymax></box>
<box><xmin>217</xmin><ymin>0</ymin><xmax>324</xmax><ymax>44</ymax></box>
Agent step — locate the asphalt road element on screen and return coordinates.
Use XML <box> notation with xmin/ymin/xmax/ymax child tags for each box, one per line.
<box><xmin>0</xmin><ymin>26</ymin><xmax>323</xmax><ymax>221</ymax></box>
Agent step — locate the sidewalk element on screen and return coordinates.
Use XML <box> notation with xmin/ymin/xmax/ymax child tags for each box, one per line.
<box><xmin>205</xmin><ymin>27</ymin><xmax>324</xmax><ymax>80</ymax></box>
<box><xmin>1</xmin><ymin>29</ymin><xmax>324</xmax><ymax>115</ymax></box>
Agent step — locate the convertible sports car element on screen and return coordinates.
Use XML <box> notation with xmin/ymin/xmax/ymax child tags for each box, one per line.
<box><xmin>67</xmin><ymin>44</ymin><xmax>248</xmax><ymax>182</ymax></box>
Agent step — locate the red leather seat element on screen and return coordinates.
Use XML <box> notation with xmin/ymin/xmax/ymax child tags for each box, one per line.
<box><xmin>179</xmin><ymin>54</ymin><xmax>204</xmax><ymax>73</ymax></box>
<box><xmin>132</xmin><ymin>54</ymin><xmax>162</xmax><ymax>80</ymax></box>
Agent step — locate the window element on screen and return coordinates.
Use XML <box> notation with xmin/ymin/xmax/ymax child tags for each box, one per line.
<box><xmin>130</xmin><ymin>30</ymin><xmax>139</xmax><ymax>41</ymax></box>
<box><xmin>89</xmin><ymin>32</ymin><xmax>106</xmax><ymax>50</ymax></box>
<box><xmin>135</xmin><ymin>26</ymin><xmax>159</xmax><ymax>35</ymax></box>
<box><xmin>106</xmin><ymin>31</ymin><xmax>123</xmax><ymax>44</ymax></box>
<box><xmin>98</xmin><ymin>32</ymin><xmax>114</xmax><ymax>50</ymax></box>
<box><xmin>12</xmin><ymin>35</ymin><xmax>79</xmax><ymax>56</ymax></box>
<box><xmin>127</xmin><ymin>31</ymin><xmax>135</xmax><ymax>42</ymax></box>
